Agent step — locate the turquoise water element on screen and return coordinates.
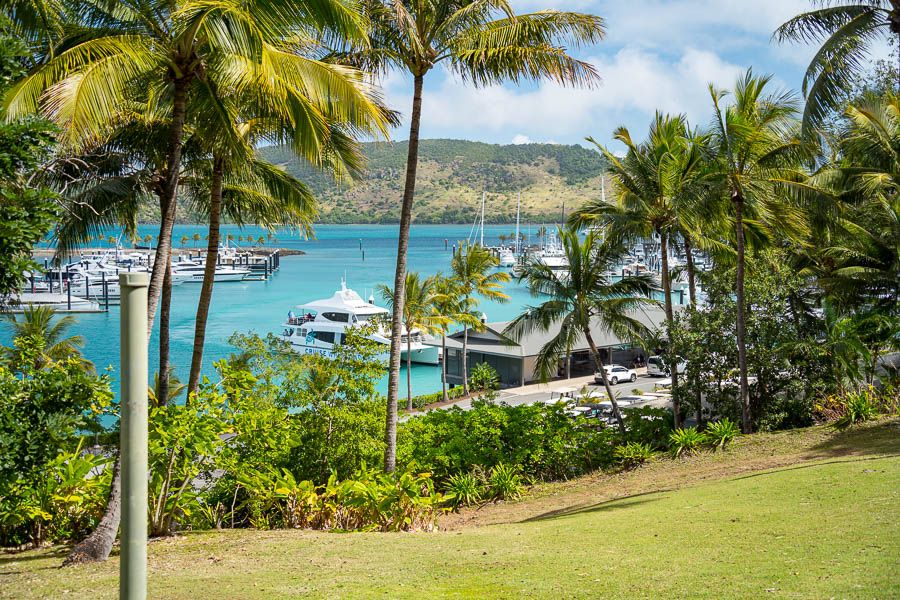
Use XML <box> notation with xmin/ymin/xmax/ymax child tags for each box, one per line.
<box><xmin>9</xmin><ymin>224</ymin><xmax>538</xmax><ymax>397</ymax></box>
<box><xmin>7</xmin><ymin>223</ymin><xmax>684</xmax><ymax>398</ymax></box>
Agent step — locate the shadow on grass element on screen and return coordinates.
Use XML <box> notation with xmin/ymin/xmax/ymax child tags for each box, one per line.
<box><xmin>0</xmin><ymin>546</ymin><xmax>70</xmax><ymax>575</ymax></box>
<box><xmin>802</xmin><ymin>419</ymin><xmax>900</xmax><ymax>461</ymax></box>
<box><xmin>522</xmin><ymin>490</ymin><xmax>667</xmax><ymax>523</ymax></box>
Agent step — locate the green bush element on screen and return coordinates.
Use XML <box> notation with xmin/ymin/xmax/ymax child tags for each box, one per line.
<box><xmin>397</xmin><ymin>399</ymin><xmax>620</xmax><ymax>483</ymax></box>
<box><xmin>703</xmin><ymin>419</ymin><xmax>739</xmax><ymax>450</ymax></box>
<box><xmin>487</xmin><ymin>463</ymin><xmax>523</xmax><ymax>501</ymax></box>
<box><xmin>832</xmin><ymin>389</ymin><xmax>879</xmax><ymax>431</ymax></box>
<box><xmin>408</xmin><ymin>386</ymin><xmax>467</xmax><ymax>410</ymax></box>
<box><xmin>469</xmin><ymin>362</ymin><xmax>500</xmax><ymax>393</ymax></box>
<box><xmin>669</xmin><ymin>427</ymin><xmax>706</xmax><ymax>458</ymax></box>
<box><xmin>614</xmin><ymin>442</ymin><xmax>655</xmax><ymax>470</ymax></box>
<box><xmin>443</xmin><ymin>472</ymin><xmax>484</xmax><ymax>510</ymax></box>
<box><xmin>238</xmin><ymin>466</ymin><xmax>445</xmax><ymax>532</ymax></box>
<box><xmin>622</xmin><ymin>406</ymin><xmax>674</xmax><ymax>449</ymax></box>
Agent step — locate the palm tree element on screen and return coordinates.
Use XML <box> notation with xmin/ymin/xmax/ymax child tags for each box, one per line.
<box><xmin>180</xmin><ymin>235</ymin><xmax>189</xmax><ymax>248</ymax></box>
<box><xmin>505</xmin><ymin>228</ymin><xmax>656</xmax><ymax>433</ymax></box>
<box><xmin>191</xmin><ymin>232</ymin><xmax>201</xmax><ymax>247</ymax></box>
<box><xmin>430</xmin><ymin>274</ymin><xmax>480</xmax><ymax>403</ymax></box>
<box><xmin>708</xmin><ymin>70</ymin><xmax>804</xmax><ymax>433</ymax></box>
<box><xmin>450</xmin><ymin>242</ymin><xmax>510</xmax><ymax>395</ymax></box>
<box><xmin>378</xmin><ymin>272</ymin><xmax>444</xmax><ymax>410</ymax></box>
<box><xmin>142</xmin><ymin>234</ymin><xmax>152</xmax><ymax>246</ymax></box>
<box><xmin>148</xmin><ymin>367</ymin><xmax>186</xmax><ymax>407</ymax></box>
<box><xmin>774</xmin><ymin>1</ymin><xmax>900</xmax><ymax>133</ymax></box>
<box><xmin>342</xmin><ymin>1</ymin><xmax>605</xmax><ymax>472</ymax></box>
<box><xmin>3</xmin><ymin>306</ymin><xmax>92</xmax><ymax>372</ymax></box>
<box><xmin>12</xmin><ymin>0</ymin><xmax>386</xmax><ymax>567</ymax></box>
<box><xmin>572</xmin><ymin>113</ymin><xmax>707</xmax><ymax>427</ymax></box>
<box><xmin>4</xmin><ymin>0</ymin><xmax>379</xmax><ymax>344</ymax></box>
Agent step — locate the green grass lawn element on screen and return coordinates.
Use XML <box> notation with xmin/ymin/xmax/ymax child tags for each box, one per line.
<box><xmin>2</xmin><ymin>422</ymin><xmax>898</xmax><ymax>599</ymax></box>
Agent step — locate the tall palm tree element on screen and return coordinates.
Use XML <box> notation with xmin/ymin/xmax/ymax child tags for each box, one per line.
<box><xmin>505</xmin><ymin>228</ymin><xmax>656</xmax><ymax>433</ymax></box>
<box><xmin>378</xmin><ymin>272</ymin><xmax>444</xmax><ymax>410</ymax></box>
<box><xmin>4</xmin><ymin>0</ymin><xmax>381</xmax><ymax>341</ymax></box>
<box><xmin>340</xmin><ymin>1</ymin><xmax>605</xmax><ymax>472</ymax></box>
<box><xmin>572</xmin><ymin>113</ymin><xmax>707</xmax><ymax>427</ymax></box>
<box><xmin>450</xmin><ymin>241</ymin><xmax>510</xmax><ymax>395</ymax></box>
<box><xmin>430</xmin><ymin>273</ymin><xmax>480</xmax><ymax>402</ymax></box>
<box><xmin>707</xmin><ymin>70</ymin><xmax>805</xmax><ymax>433</ymax></box>
<box><xmin>3</xmin><ymin>305</ymin><xmax>92</xmax><ymax>372</ymax></box>
<box><xmin>774</xmin><ymin>1</ymin><xmax>900</xmax><ymax>133</ymax></box>
<box><xmin>13</xmin><ymin>0</ymin><xmax>387</xmax><ymax>567</ymax></box>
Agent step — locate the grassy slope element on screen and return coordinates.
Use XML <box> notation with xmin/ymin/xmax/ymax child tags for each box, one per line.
<box><xmin>2</xmin><ymin>420</ymin><xmax>898</xmax><ymax>599</ymax></box>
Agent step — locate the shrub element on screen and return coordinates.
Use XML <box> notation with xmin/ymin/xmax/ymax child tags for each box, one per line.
<box><xmin>614</xmin><ymin>442</ymin><xmax>654</xmax><ymax>470</ymax></box>
<box><xmin>443</xmin><ymin>472</ymin><xmax>483</xmax><ymax>510</ymax></box>
<box><xmin>469</xmin><ymin>362</ymin><xmax>500</xmax><ymax>393</ymax></box>
<box><xmin>487</xmin><ymin>463</ymin><xmax>523</xmax><ymax>501</ymax></box>
<box><xmin>669</xmin><ymin>427</ymin><xmax>705</xmax><ymax>458</ymax></box>
<box><xmin>408</xmin><ymin>386</ymin><xmax>467</xmax><ymax>410</ymax></box>
<box><xmin>703</xmin><ymin>419</ymin><xmax>739</xmax><ymax>450</ymax></box>
<box><xmin>622</xmin><ymin>406</ymin><xmax>674</xmax><ymax>450</ymax></box>
<box><xmin>832</xmin><ymin>389</ymin><xmax>879</xmax><ymax>431</ymax></box>
<box><xmin>238</xmin><ymin>466</ymin><xmax>444</xmax><ymax>532</ymax></box>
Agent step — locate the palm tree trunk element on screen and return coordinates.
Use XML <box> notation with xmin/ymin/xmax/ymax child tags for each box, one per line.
<box><xmin>584</xmin><ymin>329</ymin><xmax>626</xmax><ymax>435</ymax></box>
<box><xmin>157</xmin><ymin>254</ymin><xmax>173</xmax><ymax>407</ymax></box>
<box><xmin>734</xmin><ymin>194</ymin><xmax>751</xmax><ymax>433</ymax></box>
<box><xmin>462</xmin><ymin>325</ymin><xmax>470</xmax><ymax>395</ymax></box>
<box><xmin>147</xmin><ymin>77</ymin><xmax>189</xmax><ymax>335</ymax></box>
<box><xmin>441</xmin><ymin>331</ymin><xmax>448</xmax><ymax>402</ymax></box>
<box><xmin>63</xmin><ymin>77</ymin><xmax>190</xmax><ymax>566</ymax></box>
<box><xmin>684</xmin><ymin>235</ymin><xmax>697</xmax><ymax>306</ymax></box>
<box><xmin>62</xmin><ymin>455</ymin><xmax>121</xmax><ymax>565</ymax></box>
<box><xmin>187</xmin><ymin>158</ymin><xmax>224</xmax><ymax>395</ymax></box>
<box><xmin>406</xmin><ymin>333</ymin><xmax>413</xmax><ymax>410</ymax></box>
<box><xmin>384</xmin><ymin>73</ymin><xmax>424</xmax><ymax>473</ymax></box>
<box><xmin>660</xmin><ymin>231</ymin><xmax>681</xmax><ymax>428</ymax></box>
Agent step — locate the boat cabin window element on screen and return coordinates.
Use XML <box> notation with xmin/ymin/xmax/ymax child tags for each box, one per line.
<box><xmin>283</xmin><ymin>327</ymin><xmax>295</xmax><ymax>337</ymax></box>
<box><xmin>313</xmin><ymin>331</ymin><xmax>336</xmax><ymax>344</ymax></box>
<box><xmin>322</xmin><ymin>311</ymin><xmax>349</xmax><ymax>323</ymax></box>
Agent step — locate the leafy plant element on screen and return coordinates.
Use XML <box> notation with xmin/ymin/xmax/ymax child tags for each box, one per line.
<box><xmin>614</xmin><ymin>442</ymin><xmax>654</xmax><ymax>470</ymax></box>
<box><xmin>487</xmin><ymin>463</ymin><xmax>523</xmax><ymax>502</ymax></box>
<box><xmin>443</xmin><ymin>472</ymin><xmax>483</xmax><ymax>510</ymax></box>
<box><xmin>669</xmin><ymin>427</ymin><xmax>706</xmax><ymax>458</ymax></box>
<box><xmin>703</xmin><ymin>419</ymin><xmax>739</xmax><ymax>450</ymax></box>
<box><xmin>469</xmin><ymin>362</ymin><xmax>500</xmax><ymax>394</ymax></box>
<box><xmin>832</xmin><ymin>389</ymin><xmax>879</xmax><ymax>431</ymax></box>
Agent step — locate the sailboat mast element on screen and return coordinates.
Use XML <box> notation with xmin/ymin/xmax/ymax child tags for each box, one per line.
<box><xmin>480</xmin><ymin>190</ymin><xmax>485</xmax><ymax>247</ymax></box>
<box><xmin>514</xmin><ymin>192</ymin><xmax>521</xmax><ymax>255</ymax></box>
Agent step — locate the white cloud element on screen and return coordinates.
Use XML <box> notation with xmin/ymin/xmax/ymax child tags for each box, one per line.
<box><xmin>381</xmin><ymin>46</ymin><xmax>748</xmax><ymax>145</ymax></box>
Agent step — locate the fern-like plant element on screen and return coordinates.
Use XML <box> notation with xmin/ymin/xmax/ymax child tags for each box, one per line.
<box><xmin>614</xmin><ymin>442</ymin><xmax>654</xmax><ymax>470</ymax></box>
<box><xmin>443</xmin><ymin>472</ymin><xmax>483</xmax><ymax>510</ymax></box>
<box><xmin>703</xmin><ymin>419</ymin><xmax>739</xmax><ymax>451</ymax></box>
<box><xmin>487</xmin><ymin>463</ymin><xmax>523</xmax><ymax>501</ymax></box>
<box><xmin>833</xmin><ymin>390</ymin><xmax>879</xmax><ymax>431</ymax></box>
<box><xmin>669</xmin><ymin>427</ymin><xmax>705</xmax><ymax>458</ymax></box>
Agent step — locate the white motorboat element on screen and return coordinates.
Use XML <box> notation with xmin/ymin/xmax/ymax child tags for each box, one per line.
<box><xmin>497</xmin><ymin>247</ymin><xmax>516</xmax><ymax>268</ymax></box>
<box><xmin>8</xmin><ymin>292</ymin><xmax>100</xmax><ymax>312</ymax></box>
<box><xmin>278</xmin><ymin>281</ymin><xmax>440</xmax><ymax>364</ymax></box>
<box><xmin>172</xmin><ymin>258</ymin><xmax>250</xmax><ymax>282</ymax></box>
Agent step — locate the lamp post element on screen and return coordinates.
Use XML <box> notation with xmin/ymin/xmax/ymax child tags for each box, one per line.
<box><xmin>119</xmin><ymin>272</ymin><xmax>149</xmax><ymax>600</ymax></box>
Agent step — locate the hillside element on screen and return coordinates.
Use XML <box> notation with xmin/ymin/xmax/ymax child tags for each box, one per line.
<box><xmin>259</xmin><ymin>139</ymin><xmax>608</xmax><ymax>224</ymax></box>
<box><xmin>4</xmin><ymin>420</ymin><xmax>897</xmax><ymax>599</ymax></box>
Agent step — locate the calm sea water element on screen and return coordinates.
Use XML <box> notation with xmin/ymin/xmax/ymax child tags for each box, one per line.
<box><xmin>7</xmin><ymin>224</ymin><xmax>540</xmax><ymax>397</ymax></box>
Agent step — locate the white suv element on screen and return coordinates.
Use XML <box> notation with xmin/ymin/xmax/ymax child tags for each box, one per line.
<box><xmin>595</xmin><ymin>364</ymin><xmax>637</xmax><ymax>385</ymax></box>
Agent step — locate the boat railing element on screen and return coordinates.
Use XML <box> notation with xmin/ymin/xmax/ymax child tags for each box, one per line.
<box><xmin>287</xmin><ymin>314</ymin><xmax>316</xmax><ymax>325</ymax></box>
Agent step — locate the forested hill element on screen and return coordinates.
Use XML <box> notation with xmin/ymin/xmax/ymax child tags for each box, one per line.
<box><xmin>258</xmin><ymin>139</ymin><xmax>607</xmax><ymax>224</ymax></box>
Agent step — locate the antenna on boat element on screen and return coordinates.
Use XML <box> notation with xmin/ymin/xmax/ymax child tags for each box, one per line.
<box><xmin>480</xmin><ymin>190</ymin><xmax>486</xmax><ymax>248</ymax></box>
<box><xmin>514</xmin><ymin>192</ymin><xmax>521</xmax><ymax>255</ymax></box>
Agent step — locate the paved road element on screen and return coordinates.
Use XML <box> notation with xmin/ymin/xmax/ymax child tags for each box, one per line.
<box><xmin>436</xmin><ymin>373</ymin><xmax>673</xmax><ymax>412</ymax></box>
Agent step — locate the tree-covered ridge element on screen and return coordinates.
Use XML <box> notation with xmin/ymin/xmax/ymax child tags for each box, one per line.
<box><xmin>259</xmin><ymin>139</ymin><xmax>608</xmax><ymax>224</ymax></box>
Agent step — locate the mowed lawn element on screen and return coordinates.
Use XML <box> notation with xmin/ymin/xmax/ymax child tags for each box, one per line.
<box><xmin>2</xmin><ymin>421</ymin><xmax>898</xmax><ymax>599</ymax></box>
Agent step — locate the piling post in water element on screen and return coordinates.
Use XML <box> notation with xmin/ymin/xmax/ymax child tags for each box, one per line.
<box><xmin>102</xmin><ymin>271</ymin><xmax>109</xmax><ymax>310</ymax></box>
<box><xmin>118</xmin><ymin>272</ymin><xmax>149</xmax><ymax>600</ymax></box>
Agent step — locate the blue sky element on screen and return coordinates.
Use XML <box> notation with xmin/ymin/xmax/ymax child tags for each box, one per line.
<box><xmin>378</xmin><ymin>0</ymin><xmax>892</xmax><ymax>149</ymax></box>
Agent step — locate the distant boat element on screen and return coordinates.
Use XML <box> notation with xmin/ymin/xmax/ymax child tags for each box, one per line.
<box><xmin>278</xmin><ymin>281</ymin><xmax>440</xmax><ymax>365</ymax></box>
<box><xmin>8</xmin><ymin>292</ymin><xmax>100</xmax><ymax>313</ymax></box>
<box><xmin>172</xmin><ymin>258</ymin><xmax>250</xmax><ymax>282</ymax></box>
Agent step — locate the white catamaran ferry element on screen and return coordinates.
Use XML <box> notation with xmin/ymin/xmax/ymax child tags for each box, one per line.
<box><xmin>278</xmin><ymin>281</ymin><xmax>440</xmax><ymax>364</ymax></box>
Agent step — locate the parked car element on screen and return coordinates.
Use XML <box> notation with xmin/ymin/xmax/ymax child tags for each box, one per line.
<box><xmin>647</xmin><ymin>355</ymin><xmax>686</xmax><ymax>377</ymax></box>
<box><xmin>595</xmin><ymin>364</ymin><xmax>637</xmax><ymax>385</ymax></box>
